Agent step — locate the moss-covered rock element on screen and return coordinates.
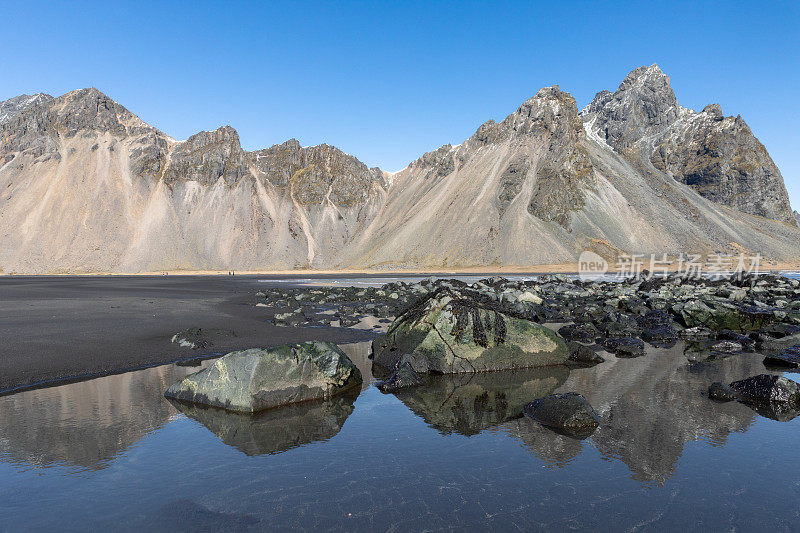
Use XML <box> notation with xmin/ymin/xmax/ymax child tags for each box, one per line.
<box><xmin>165</xmin><ymin>341</ymin><xmax>362</xmax><ymax>413</ymax></box>
<box><xmin>372</xmin><ymin>288</ymin><xmax>568</xmax><ymax>376</ymax></box>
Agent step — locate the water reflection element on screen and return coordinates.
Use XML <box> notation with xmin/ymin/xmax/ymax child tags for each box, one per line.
<box><xmin>0</xmin><ymin>342</ymin><xmax>372</xmax><ymax>470</ymax></box>
<box><xmin>169</xmin><ymin>391</ymin><xmax>359</xmax><ymax>456</ymax></box>
<box><xmin>0</xmin><ymin>361</ymin><xmax>209</xmax><ymax>471</ymax></box>
<box><xmin>0</xmin><ymin>337</ymin><xmax>793</xmax><ymax>488</ymax></box>
<box><xmin>391</xmin><ymin>367</ymin><xmax>569</xmax><ymax>436</ymax></box>
<box><xmin>501</xmin><ymin>344</ymin><xmax>770</xmax><ymax>485</ymax></box>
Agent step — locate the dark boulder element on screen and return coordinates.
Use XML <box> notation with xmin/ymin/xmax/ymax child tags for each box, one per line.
<box><xmin>524</xmin><ymin>392</ymin><xmax>600</xmax><ymax>438</ymax></box>
<box><xmin>642</xmin><ymin>323</ymin><xmax>678</xmax><ymax>343</ymax></box>
<box><xmin>558</xmin><ymin>323</ymin><xmax>599</xmax><ymax>343</ymax></box>
<box><xmin>763</xmin><ymin>345</ymin><xmax>800</xmax><ymax>369</ymax></box>
<box><xmin>729</xmin><ymin>374</ymin><xmax>800</xmax><ymax>405</ymax></box>
<box><xmin>566</xmin><ymin>341</ymin><xmax>605</xmax><ymax>365</ymax></box>
<box><xmin>602</xmin><ymin>337</ymin><xmax>645</xmax><ymax>358</ymax></box>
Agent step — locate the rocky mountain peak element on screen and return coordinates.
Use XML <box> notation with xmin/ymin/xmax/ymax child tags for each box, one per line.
<box><xmin>250</xmin><ymin>138</ymin><xmax>386</xmax><ymax>206</ymax></box>
<box><xmin>0</xmin><ymin>93</ymin><xmax>54</xmax><ymax>124</ymax></box>
<box><xmin>51</xmin><ymin>87</ymin><xmax>153</xmax><ymax>137</ymax></box>
<box><xmin>587</xmin><ymin>64</ymin><xmax>679</xmax><ymax>151</ymax></box>
<box><xmin>579</xmin><ymin>65</ymin><xmax>796</xmax><ymax>226</ymax></box>
<box><xmin>163</xmin><ymin>126</ymin><xmax>247</xmax><ymax>186</ymax></box>
<box><xmin>702</xmin><ymin>103</ymin><xmax>724</xmax><ymax>120</ymax></box>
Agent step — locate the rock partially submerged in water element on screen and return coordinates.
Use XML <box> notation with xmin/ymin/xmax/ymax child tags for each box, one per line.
<box><xmin>763</xmin><ymin>345</ymin><xmax>800</xmax><ymax>368</ymax></box>
<box><xmin>372</xmin><ymin>288</ymin><xmax>568</xmax><ymax>377</ymax></box>
<box><xmin>376</xmin><ymin>362</ymin><xmax>427</xmax><ymax>392</ymax></box>
<box><xmin>165</xmin><ymin>341</ymin><xmax>362</xmax><ymax>413</ymax></box>
<box><xmin>524</xmin><ymin>392</ymin><xmax>600</xmax><ymax>438</ymax></box>
<box><xmin>566</xmin><ymin>341</ymin><xmax>605</xmax><ymax>366</ymax></box>
<box><xmin>602</xmin><ymin>337</ymin><xmax>645</xmax><ymax>358</ymax></box>
<box><xmin>728</xmin><ymin>374</ymin><xmax>800</xmax><ymax>405</ymax></box>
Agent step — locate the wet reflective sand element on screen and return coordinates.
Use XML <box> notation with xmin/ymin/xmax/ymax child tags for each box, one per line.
<box><xmin>1</xmin><ymin>340</ymin><xmax>799</xmax><ymax>530</ymax></box>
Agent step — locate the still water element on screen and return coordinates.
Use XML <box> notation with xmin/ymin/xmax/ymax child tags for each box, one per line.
<box><xmin>1</xmin><ymin>340</ymin><xmax>799</xmax><ymax>531</ymax></box>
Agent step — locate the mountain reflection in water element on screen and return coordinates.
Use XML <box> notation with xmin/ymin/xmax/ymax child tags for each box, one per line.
<box><xmin>0</xmin><ymin>339</ymin><xmax>790</xmax><ymax>487</ymax></box>
<box><xmin>498</xmin><ymin>344</ymin><xmax>769</xmax><ymax>484</ymax></box>
<box><xmin>0</xmin><ymin>360</ymin><xmax>212</xmax><ymax>471</ymax></box>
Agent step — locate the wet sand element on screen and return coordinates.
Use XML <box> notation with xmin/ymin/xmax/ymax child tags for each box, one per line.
<box><xmin>0</xmin><ymin>276</ymin><xmax>377</xmax><ymax>393</ymax></box>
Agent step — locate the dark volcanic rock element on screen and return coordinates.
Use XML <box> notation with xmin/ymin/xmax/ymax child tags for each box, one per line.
<box><xmin>763</xmin><ymin>346</ymin><xmax>800</xmax><ymax>369</ymax></box>
<box><xmin>171</xmin><ymin>327</ymin><xmax>208</xmax><ymax>349</ymax></box>
<box><xmin>729</xmin><ymin>374</ymin><xmax>800</xmax><ymax>405</ymax></box>
<box><xmin>524</xmin><ymin>392</ymin><xmax>600</xmax><ymax>438</ymax></box>
<box><xmin>558</xmin><ymin>323</ymin><xmax>599</xmax><ymax>342</ymax></box>
<box><xmin>602</xmin><ymin>337</ymin><xmax>646</xmax><ymax>358</ymax></box>
<box><xmin>566</xmin><ymin>341</ymin><xmax>605</xmax><ymax>366</ymax></box>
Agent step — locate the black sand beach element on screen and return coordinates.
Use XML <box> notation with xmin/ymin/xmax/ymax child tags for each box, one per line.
<box><xmin>0</xmin><ymin>275</ymin><xmax>376</xmax><ymax>393</ymax></box>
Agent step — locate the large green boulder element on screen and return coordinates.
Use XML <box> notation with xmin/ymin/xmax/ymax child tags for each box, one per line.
<box><xmin>165</xmin><ymin>341</ymin><xmax>362</xmax><ymax>413</ymax></box>
<box><xmin>372</xmin><ymin>289</ymin><xmax>568</xmax><ymax>376</ymax></box>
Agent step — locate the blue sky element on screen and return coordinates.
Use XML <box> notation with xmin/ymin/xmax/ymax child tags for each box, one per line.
<box><xmin>3</xmin><ymin>0</ymin><xmax>799</xmax><ymax>209</ymax></box>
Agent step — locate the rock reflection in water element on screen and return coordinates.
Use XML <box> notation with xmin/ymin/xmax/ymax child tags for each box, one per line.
<box><xmin>0</xmin><ymin>341</ymin><xmax>373</xmax><ymax>470</ymax></box>
<box><xmin>502</xmin><ymin>343</ymin><xmax>771</xmax><ymax>485</ymax></box>
<box><xmin>168</xmin><ymin>390</ymin><xmax>359</xmax><ymax>456</ymax></box>
<box><xmin>0</xmin><ymin>361</ymin><xmax>212</xmax><ymax>471</ymax></box>
<box><xmin>392</xmin><ymin>367</ymin><xmax>569</xmax><ymax>436</ymax></box>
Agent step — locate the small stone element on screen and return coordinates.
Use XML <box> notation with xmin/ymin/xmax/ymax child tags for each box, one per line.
<box><xmin>680</xmin><ymin>326</ymin><xmax>714</xmax><ymax>339</ymax></box>
<box><xmin>711</xmin><ymin>340</ymin><xmax>743</xmax><ymax>354</ymax></box>
<box><xmin>171</xmin><ymin>327</ymin><xmax>208</xmax><ymax>349</ymax></box>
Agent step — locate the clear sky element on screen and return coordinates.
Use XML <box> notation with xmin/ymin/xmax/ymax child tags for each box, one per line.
<box><xmin>3</xmin><ymin>0</ymin><xmax>799</xmax><ymax>209</ymax></box>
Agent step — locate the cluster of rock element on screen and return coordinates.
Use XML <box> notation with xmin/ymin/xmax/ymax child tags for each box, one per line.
<box><xmin>255</xmin><ymin>284</ymin><xmax>406</xmax><ymax>328</ymax></box>
<box><xmin>366</xmin><ymin>273</ymin><xmax>800</xmax><ymax>431</ymax></box>
<box><xmin>166</xmin><ymin>273</ymin><xmax>800</xmax><ymax>437</ymax></box>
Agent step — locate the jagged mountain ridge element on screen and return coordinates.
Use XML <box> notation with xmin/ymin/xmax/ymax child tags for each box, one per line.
<box><xmin>0</xmin><ymin>65</ymin><xmax>797</xmax><ymax>273</ymax></box>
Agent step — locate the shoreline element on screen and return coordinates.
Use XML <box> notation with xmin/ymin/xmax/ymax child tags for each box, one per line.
<box><xmin>2</xmin><ymin>261</ymin><xmax>800</xmax><ymax>277</ymax></box>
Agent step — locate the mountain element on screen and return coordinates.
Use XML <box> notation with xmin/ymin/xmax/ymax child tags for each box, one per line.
<box><xmin>0</xmin><ymin>66</ymin><xmax>797</xmax><ymax>273</ymax></box>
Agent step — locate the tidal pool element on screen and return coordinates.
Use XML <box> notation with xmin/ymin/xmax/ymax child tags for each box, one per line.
<box><xmin>1</xmin><ymin>340</ymin><xmax>798</xmax><ymax>531</ymax></box>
